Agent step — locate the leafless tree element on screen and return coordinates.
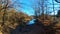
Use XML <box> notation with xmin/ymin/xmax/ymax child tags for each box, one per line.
<box><xmin>0</xmin><ymin>0</ymin><xmax>23</xmax><ymax>26</ymax></box>
<box><xmin>0</xmin><ymin>0</ymin><xmax>22</xmax><ymax>34</ymax></box>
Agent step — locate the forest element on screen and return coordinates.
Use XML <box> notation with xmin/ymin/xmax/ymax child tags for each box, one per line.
<box><xmin>0</xmin><ymin>0</ymin><xmax>60</xmax><ymax>34</ymax></box>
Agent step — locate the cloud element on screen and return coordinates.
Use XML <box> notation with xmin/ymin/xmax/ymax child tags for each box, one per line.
<box><xmin>51</xmin><ymin>10</ymin><xmax>58</xmax><ymax>15</ymax></box>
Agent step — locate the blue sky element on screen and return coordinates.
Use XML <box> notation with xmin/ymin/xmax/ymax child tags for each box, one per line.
<box><xmin>10</xmin><ymin>0</ymin><xmax>60</xmax><ymax>24</ymax></box>
<box><xmin>11</xmin><ymin>0</ymin><xmax>60</xmax><ymax>16</ymax></box>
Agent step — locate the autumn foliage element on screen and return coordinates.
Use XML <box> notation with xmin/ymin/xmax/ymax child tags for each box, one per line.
<box><xmin>0</xmin><ymin>8</ymin><xmax>32</xmax><ymax>34</ymax></box>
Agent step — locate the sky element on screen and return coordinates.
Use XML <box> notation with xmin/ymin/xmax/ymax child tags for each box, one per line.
<box><xmin>11</xmin><ymin>0</ymin><xmax>60</xmax><ymax>16</ymax></box>
<box><xmin>10</xmin><ymin>0</ymin><xmax>60</xmax><ymax>24</ymax></box>
<box><xmin>11</xmin><ymin>0</ymin><xmax>34</xmax><ymax>16</ymax></box>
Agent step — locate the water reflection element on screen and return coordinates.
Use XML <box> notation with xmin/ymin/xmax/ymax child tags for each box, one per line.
<box><xmin>27</xmin><ymin>19</ymin><xmax>35</xmax><ymax>25</ymax></box>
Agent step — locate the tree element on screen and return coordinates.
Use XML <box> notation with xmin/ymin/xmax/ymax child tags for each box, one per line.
<box><xmin>0</xmin><ymin>0</ymin><xmax>13</xmax><ymax>26</ymax></box>
<box><xmin>57</xmin><ymin>10</ymin><xmax>60</xmax><ymax>17</ymax></box>
<box><xmin>0</xmin><ymin>9</ymin><xmax>32</xmax><ymax>34</ymax></box>
<box><xmin>0</xmin><ymin>0</ymin><xmax>32</xmax><ymax>34</ymax></box>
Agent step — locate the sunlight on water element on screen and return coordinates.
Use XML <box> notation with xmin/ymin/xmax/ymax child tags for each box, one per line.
<box><xmin>27</xmin><ymin>19</ymin><xmax>35</xmax><ymax>25</ymax></box>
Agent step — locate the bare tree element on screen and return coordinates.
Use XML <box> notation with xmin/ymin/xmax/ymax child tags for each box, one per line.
<box><xmin>0</xmin><ymin>0</ymin><xmax>22</xmax><ymax>26</ymax></box>
<box><xmin>0</xmin><ymin>0</ymin><xmax>12</xmax><ymax>26</ymax></box>
<box><xmin>0</xmin><ymin>0</ymin><xmax>22</xmax><ymax>34</ymax></box>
